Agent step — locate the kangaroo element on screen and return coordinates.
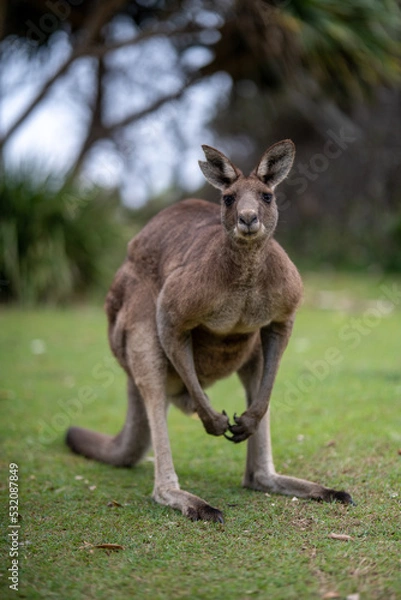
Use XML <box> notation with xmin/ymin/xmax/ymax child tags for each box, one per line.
<box><xmin>66</xmin><ymin>139</ymin><xmax>353</xmax><ymax>522</ymax></box>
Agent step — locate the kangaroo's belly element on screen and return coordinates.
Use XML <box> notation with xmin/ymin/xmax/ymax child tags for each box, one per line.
<box><xmin>191</xmin><ymin>327</ymin><xmax>260</xmax><ymax>385</ymax></box>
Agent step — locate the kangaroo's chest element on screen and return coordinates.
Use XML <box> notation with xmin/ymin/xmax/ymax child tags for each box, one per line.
<box><xmin>202</xmin><ymin>287</ymin><xmax>273</xmax><ymax>335</ymax></box>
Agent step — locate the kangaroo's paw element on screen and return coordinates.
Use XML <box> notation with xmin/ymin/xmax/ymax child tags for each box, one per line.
<box><xmin>224</xmin><ymin>412</ymin><xmax>258</xmax><ymax>443</ymax></box>
<box><xmin>201</xmin><ymin>409</ymin><xmax>230</xmax><ymax>437</ymax></box>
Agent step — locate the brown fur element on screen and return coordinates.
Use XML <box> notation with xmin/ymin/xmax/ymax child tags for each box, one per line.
<box><xmin>66</xmin><ymin>140</ymin><xmax>352</xmax><ymax>522</ymax></box>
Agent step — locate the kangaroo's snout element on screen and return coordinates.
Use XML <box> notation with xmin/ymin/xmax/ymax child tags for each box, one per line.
<box><xmin>237</xmin><ymin>209</ymin><xmax>260</xmax><ymax>235</ymax></box>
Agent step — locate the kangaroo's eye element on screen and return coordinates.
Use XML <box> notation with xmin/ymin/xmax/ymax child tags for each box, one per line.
<box><xmin>262</xmin><ymin>192</ymin><xmax>273</xmax><ymax>203</ymax></box>
<box><xmin>223</xmin><ymin>194</ymin><xmax>235</xmax><ymax>207</ymax></box>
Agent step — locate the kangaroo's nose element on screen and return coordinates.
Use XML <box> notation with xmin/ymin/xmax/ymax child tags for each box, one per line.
<box><xmin>237</xmin><ymin>210</ymin><xmax>260</xmax><ymax>236</ymax></box>
<box><xmin>238</xmin><ymin>211</ymin><xmax>258</xmax><ymax>227</ymax></box>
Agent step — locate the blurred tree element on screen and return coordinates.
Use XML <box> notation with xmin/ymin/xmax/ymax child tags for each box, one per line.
<box><xmin>1</xmin><ymin>0</ymin><xmax>400</xmax><ymax>182</ymax></box>
<box><xmin>204</xmin><ymin>0</ymin><xmax>401</xmax><ymax>101</ymax></box>
<box><xmin>1</xmin><ymin>0</ymin><xmax>401</xmax><ymax>280</ymax></box>
<box><xmin>0</xmin><ymin>171</ymin><xmax>128</xmax><ymax>303</ymax></box>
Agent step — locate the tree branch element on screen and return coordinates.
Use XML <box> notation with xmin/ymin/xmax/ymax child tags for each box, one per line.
<box><xmin>104</xmin><ymin>76</ymin><xmax>201</xmax><ymax>134</ymax></box>
<box><xmin>0</xmin><ymin>51</ymin><xmax>78</xmax><ymax>150</ymax></box>
<box><xmin>64</xmin><ymin>55</ymin><xmax>107</xmax><ymax>186</ymax></box>
<box><xmin>0</xmin><ymin>0</ymin><xmax>128</xmax><ymax>150</ymax></box>
<box><xmin>64</xmin><ymin>74</ymin><xmax>202</xmax><ymax>182</ymax></box>
<box><xmin>86</xmin><ymin>22</ymin><xmax>208</xmax><ymax>58</ymax></box>
<box><xmin>78</xmin><ymin>0</ymin><xmax>128</xmax><ymax>46</ymax></box>
<box><xmin>0</xmin><ymin>14</ymin><xmax>208</xmax><ymax>152</ymax></box>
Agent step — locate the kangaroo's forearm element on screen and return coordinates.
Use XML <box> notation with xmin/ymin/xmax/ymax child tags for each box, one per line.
<box><xmin>225</xmin><ymin>320</ymin><xmax>294</xmax><ymax>443</ymax></box>
<box><xmin>249</xmin><ymin>320</ymin><xmax>294</xmax><ymax>419</ymax></box>
<box><xmin>158</xmin><ymin>319</ymin><xmax>229</xmax><ymax>435</ymax></box>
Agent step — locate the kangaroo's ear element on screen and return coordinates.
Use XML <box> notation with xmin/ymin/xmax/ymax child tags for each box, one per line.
<box><xmin>199</xmin><ymin>145</ymin><xmax>241</xmax><ymax>190</ymax></box>
<box><xmin>254</xmin><ymin>139</ymin><xmax>295</xmax><ymax>188</ymax></box>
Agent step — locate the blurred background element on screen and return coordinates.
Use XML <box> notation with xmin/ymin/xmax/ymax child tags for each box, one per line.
<box><xmin>1</xmin><ymin>0</ymin><xmax>401</xmax><ymax>305</ymax></box>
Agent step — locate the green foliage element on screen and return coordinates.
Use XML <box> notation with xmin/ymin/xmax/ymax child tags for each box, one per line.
<box><xmin>285</xmin><ymin>0</ymin><xmax>401</xmax><ymax>101</ymax></box>
<box><xmin>0</xmin><ymin>172</ymin><xmax>127</xmax><ymax>305</ymax></box>
<box><xmin>279</xmin><ymin>204</ymin><xmax>401</xmax><ymax>274</ymax></box>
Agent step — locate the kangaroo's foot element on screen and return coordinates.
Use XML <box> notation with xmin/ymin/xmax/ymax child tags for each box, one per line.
<box><xmin>153</xmin><ymin>486</ymin><xmax>224</xmax><ymax>523</ymax></box>
<box><xmin>243</xmin><ymin>471</ymin><xmax>354</xmax><ymax>505</ymax></box>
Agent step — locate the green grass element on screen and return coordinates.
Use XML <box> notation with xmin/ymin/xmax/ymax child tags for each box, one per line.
<box><xmin>0</xmin><ymin>272</ymin><xmax>400</xmax><ymax>600</ymax></box>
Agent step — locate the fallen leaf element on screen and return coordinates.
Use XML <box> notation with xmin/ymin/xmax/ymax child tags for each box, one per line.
<box><xmin>328</xmin><ymin>532</ymin><xmax>354</xmax><ymax>542</ymax></box>
<box><xmin>88</xmin><ymin>485</ymin><xmax>97</xmax><ymax>491</ymax></box>
<box><xmin>107</xmin><ymin>499</ymin><xmax>123</xmax><ymax>508</ymax></box>
<box><xmin>346</xmin><ymin>594</ymin><xmax>360</xmax><ymax>600</ymax></box>
<box><xmin>74</xmin><ymin>475</ymin><xmax>84</xmax><ymax>480</ymax></box>
<box><xmin>79</xmin><ymin>541</ymin><xmax>124</xmax><ymax>551</ymax></box>
<box><xmin>322</xmin><ymin>592</ymin><xmax>340</xmax><ymax>599</ymax></box>
<box><xmin>325</xmin><ymin>439</ymin><xmax>336</xmax><ymax>448</ymax></box>
<box><xmin>94</xmin><ymin>543</ymin><xmax>124</xmax><ymax>551</ymax></box>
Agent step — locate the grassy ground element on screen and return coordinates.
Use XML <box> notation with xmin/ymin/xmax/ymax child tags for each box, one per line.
<box><xmin>0</xmin><ymin>272</ymin><xmax>400</xmax><ymax>600</ymax></box>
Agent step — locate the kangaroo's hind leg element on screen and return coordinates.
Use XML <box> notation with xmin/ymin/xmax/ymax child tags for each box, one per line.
<box><xmin>125</xmin><ymin>322</ymin><xmax>224</xmax><ymax>523</ymax></box>
<box><xmin>66</xmin><ymin>376</ymin><xmax>151</xmax><ymax>467</ymax></box>
<box><xmin>238</xmin><ymin>351</ymin><xmax>354</xmax><ymax>504</ymax></box>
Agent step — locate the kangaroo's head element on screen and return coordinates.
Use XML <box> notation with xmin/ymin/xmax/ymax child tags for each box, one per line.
<box><xmin>199</xmin><ymin>140</ymin><xmax>295</xmax><ymax>243</ymax></box>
